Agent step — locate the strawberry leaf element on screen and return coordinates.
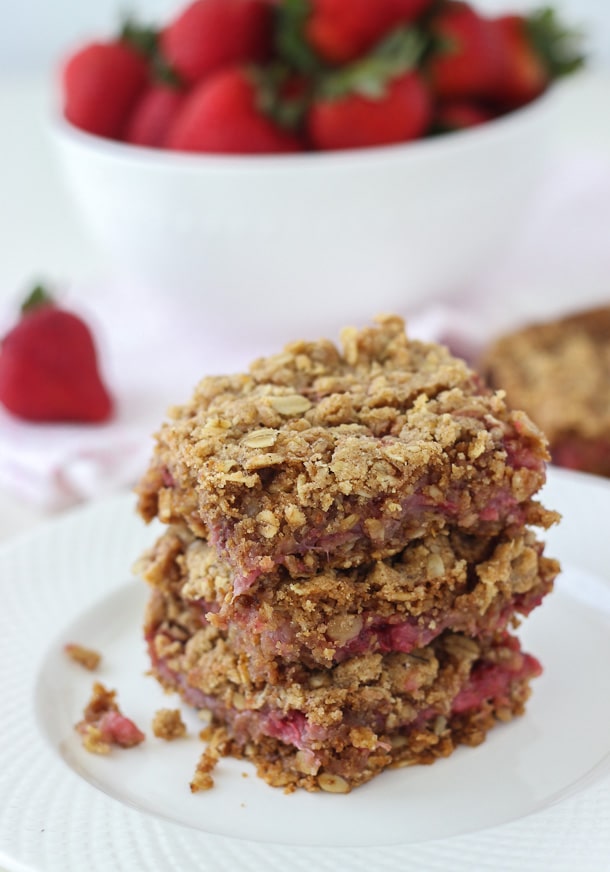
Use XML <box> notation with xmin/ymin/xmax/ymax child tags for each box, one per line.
<box><xmin>275</xmin><ymin>0</ymin><xmax>327</xmax><ymax>76</ymax></box>
<box><xmin>526</xmin><ymin>6</ymin><xmax>586</xmax><ymax>79</ymax></box>
<box><xmin>151</xmin><ymin>55</ymin><xmax>183</xmax><ymax>88</ymax></box>
<box><xmin>21</xmin><ymin>285</ymin><xmax>54</xmax><ymax>315</ymax></box>
<box><xmin>120</xmin><ymin>17</ymin><xmax>160</xmax><ymax>60</ymax></box>
<box><xmin>319</xmin><ymin>26</ymin><xmax>426</xmax><ymax>101</ymax></box>
<box><xmin>120</xmin><ymin>15</ymin><xmax>183</xmax><ymax>87</ymax></box>
<box><xmin>251</xmin><ymin>64</ymin><xmax>310</xmax><ymax>131</ymax></box>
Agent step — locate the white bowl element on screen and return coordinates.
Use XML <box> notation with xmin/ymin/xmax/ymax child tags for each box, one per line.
<box><xmin>51</xmin><ymin>90</ymin><xmax>557</xmax><ymax>343</ymax></box>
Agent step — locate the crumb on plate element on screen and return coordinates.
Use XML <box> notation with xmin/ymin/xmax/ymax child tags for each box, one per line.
<box><xmin>75</xmin><ymin>681</ymin><xmax>145</xmax><ymax>754</ymax></box>
<box><xmin>64</xmin><ymin>642</ymin><xmax>101</xmax><ymax>671</ymax></box>
<box><xmin>152</xmin><ymin>708</ymin><xmax>187</xmax><ymax>740</ymax></box>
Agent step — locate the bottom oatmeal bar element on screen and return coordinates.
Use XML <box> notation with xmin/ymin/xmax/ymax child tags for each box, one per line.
<box><xmin>144</xmin><ymin>590</ymin><xmax>540</xmax><ymax>792</ymax></box>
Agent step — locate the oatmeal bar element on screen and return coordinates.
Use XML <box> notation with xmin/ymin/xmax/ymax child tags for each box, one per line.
<box><xmin>137</xmin><ymin>316</ymin><xmax>551</xmax><ymax>591</ymax></box>
<box><xmin>481</xmin><ymin>306</ymin><xmax>610</xmax><ymax>476</ymax></box>
<box><xmin>136</xmin><ymin>524</ymin><xmax>557</xmax><ymax>677</ymax></box>
<box><xmin>144</xmin><ymin>591</ymin><xmax>540</xmax><ymax>793</ymax></box>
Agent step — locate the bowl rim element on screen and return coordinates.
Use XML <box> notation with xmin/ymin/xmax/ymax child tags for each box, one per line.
<box><xmin>50</xmin><ymin>83</ymin><xmax>559</xmax><ymax>174</ymax></box>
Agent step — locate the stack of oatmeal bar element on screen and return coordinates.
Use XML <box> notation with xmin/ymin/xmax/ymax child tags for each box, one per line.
<box><xmin>135</xmin><ymin>316</ymin><xmax>559</xmax><ymax>793</ymax></box>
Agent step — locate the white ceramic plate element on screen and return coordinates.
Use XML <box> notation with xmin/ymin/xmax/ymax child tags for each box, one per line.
<box><xmin>2</xmin><ymin>467</ymin><xmax>610</xmax><ymax>872</ymax></box>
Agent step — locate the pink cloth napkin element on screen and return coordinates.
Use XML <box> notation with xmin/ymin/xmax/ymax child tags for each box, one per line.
<box><xmin>1</xmin><ymin>152</ymin><xmax>609</xmax><ymax>509</ymax></box>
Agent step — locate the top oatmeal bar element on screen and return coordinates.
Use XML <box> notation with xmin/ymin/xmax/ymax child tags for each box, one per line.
<box><xmin>137</xmin><ymin>316</ymin><xmax>552</xmax><ymax>592</ymax></box>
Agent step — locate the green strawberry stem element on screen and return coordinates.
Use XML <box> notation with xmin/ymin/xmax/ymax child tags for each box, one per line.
<box><xmin>526</xmin><ymin>7</ymin><xmax>586</xmax><ymax>79</ymax></box>
<box><xmin>274</xmin><ymin>0</ymin><xmax>328</xmax><ymax>76</ymax></box>
<box><xmin>120</xmin><ymin>15</ymin><xmax>183</xmax><ymax>87</ymax></box>
<box><xmin>251</xmin><ymin>64</ymin><xmax>310</xmax><ymax>131</ymax></box>
<box><xmin>319</xmin><ymin>26</ymin><xmax>426</xmax><ymax>100</ymax></box>
<box><xmin>120</xmin><ymin>17</ymin><xmax>160</xmax><ymax>60</ymax></box>
<box><xmin>21</xmin><ymin>285</ymin><xmax>54</xmax><ymax>315</ymax></box>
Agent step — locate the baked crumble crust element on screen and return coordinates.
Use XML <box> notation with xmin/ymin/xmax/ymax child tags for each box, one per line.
<box><xmin>481</xmin><ymin>306</ymin><xmax>610</xmax><ymax>475</ymax></box>
<box><xmin>136</xmin><ymin>316</ymin><xmax>551</xmax><ymax>587</ymax></box>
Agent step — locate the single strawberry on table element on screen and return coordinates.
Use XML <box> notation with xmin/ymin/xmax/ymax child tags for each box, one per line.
<box><xmin>166</xmin><ymin>66</ymin><xmax>304</xmax><ymax>154</ymax></box>
<box><xmin>307</xmin><ymin>27</ymin><xmax>430</xmax><ymax>150</ymax></box>
<box><xmin>0</xmin><ymin>287</ymin><xmax>113</xmax><ymax>424</ymax></box>
<box><xmin>160</xmin><ymin>0</ymin><xmax>274</xmax><ymax>86</ymax></box>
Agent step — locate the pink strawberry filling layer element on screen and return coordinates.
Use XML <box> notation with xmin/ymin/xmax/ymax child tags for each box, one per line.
<box><xmin>452</xmin><ymin>650</ymin><xmax>541</xmax><ymax>714</ymax></box>
<box><xmin>189</xmin><ymin>585</ymin><xmax>548</xmax><ymax>668</ymax></box>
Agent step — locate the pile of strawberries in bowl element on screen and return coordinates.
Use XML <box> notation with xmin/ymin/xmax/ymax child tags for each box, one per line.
<box><xmin>61</xmin><ymin>0</ymin><xmax>583</xmax><ymax>154</ymax></box>
<box><xmin>52</xmin><ymin>0</ymin><xmax>585</xmax><ymax>343</ymax></box>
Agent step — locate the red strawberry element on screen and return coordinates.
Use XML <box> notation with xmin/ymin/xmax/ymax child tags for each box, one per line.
<box><xmin>166</xmin><ymin>67</ymin><xmax>304</xmax><ymax>154</ymax></box>
<box><xmin>427</xmin><ymin>2</ymin><xmax>501</xmax><ymax>101</ymax></box>
<box><xmin>302</xmin><ymin>0</ymin><xmax>435</xmax><ymax>65</ymax></box>
<box><xmin>308</xmin><ymin>70</ymin><xmax>430</xmax><ymax>150</ymax></box>
<box><xmin>491</xmin><ymin>10</ymin><xmax>585</xmax><ymax>109</ymax></box>
<box><xmin>492</xmin><ymin>16</ymin><xmax>547</xmax><ymax>108</ymax></box>
<box><xmin>307</xmin><ymin>27</ymin><xmax>429</xmax><ymax>150</ymax></box>
<box><xmin>435</xmin><ymin>100</ymin><xmax>494</xmax><ymax>132</ymax></box>
<box><xmin>0</xmin><ymin>288</ymin><xmax>113</xmax><ymax>424</ymax></box>
<box><xmin>62</xmin><ymin>40</ymin><xmax>149</xmax><ymax>138</ymax></box>
<box><xmin>160</xmin><ymin>0</ymin><xmax>274</xmax><ymax>86</ymax></box>
<box><xmin>124</xmin><ymin>84</ymin><xmax>187</xmax><ymax>147</ymax></box>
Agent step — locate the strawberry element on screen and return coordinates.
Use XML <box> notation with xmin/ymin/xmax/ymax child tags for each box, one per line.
<box><xmin>491</xmin><ymin>9</ymin><xmax>585</xmax><ymax>109</ymax></box>
<box><xmin>307</xmin><ymin>27</ymin><xmax>430</xmax><ymax>150</ymax></box>
<box><xmin>62</xmin><ymin>40</ymin><xmax>149</xmax><ymax>138</ymax></box>
<box><xmin>276</xmin><ymin>0</ymin><xmax>434</xmax><ymax>69</ymax></box>
<box><xmin>166</xmin><ymin>67</ymin><xmax>304</xmax><ymax>154</ymax></box>
<box><xmin>308</xmin><ymin>70</ymin><xmax>429</xmax><ymax>149</ymax></box>
<box><xmin>0</xmin><ymin>287</ymin><xmax>113</xmax><ymax>424</ymax></box>
<box><xmin>124</xmin><ymin>84</ymin><xmax>188</xmax><ymax>147</ymax></box>
<box><xmin>426</xmin><ymin>1</ymin><xmax>501</xmax><ymax>101</ymax></box>
<box><xmin>160</xmin><ymin>0</ymin><xmax>274</xmax><ymax>86</ymax></box>
<box><xmin>434</xmin><ymin>100</ymin><xmax>494</xmax><ymax>132</ymax></box>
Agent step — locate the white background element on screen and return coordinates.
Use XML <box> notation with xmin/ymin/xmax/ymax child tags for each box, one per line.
<box><xmin>2</xmin><ymin>0</ymin><xmax>609</xmax><ymax>73</ymax></box>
